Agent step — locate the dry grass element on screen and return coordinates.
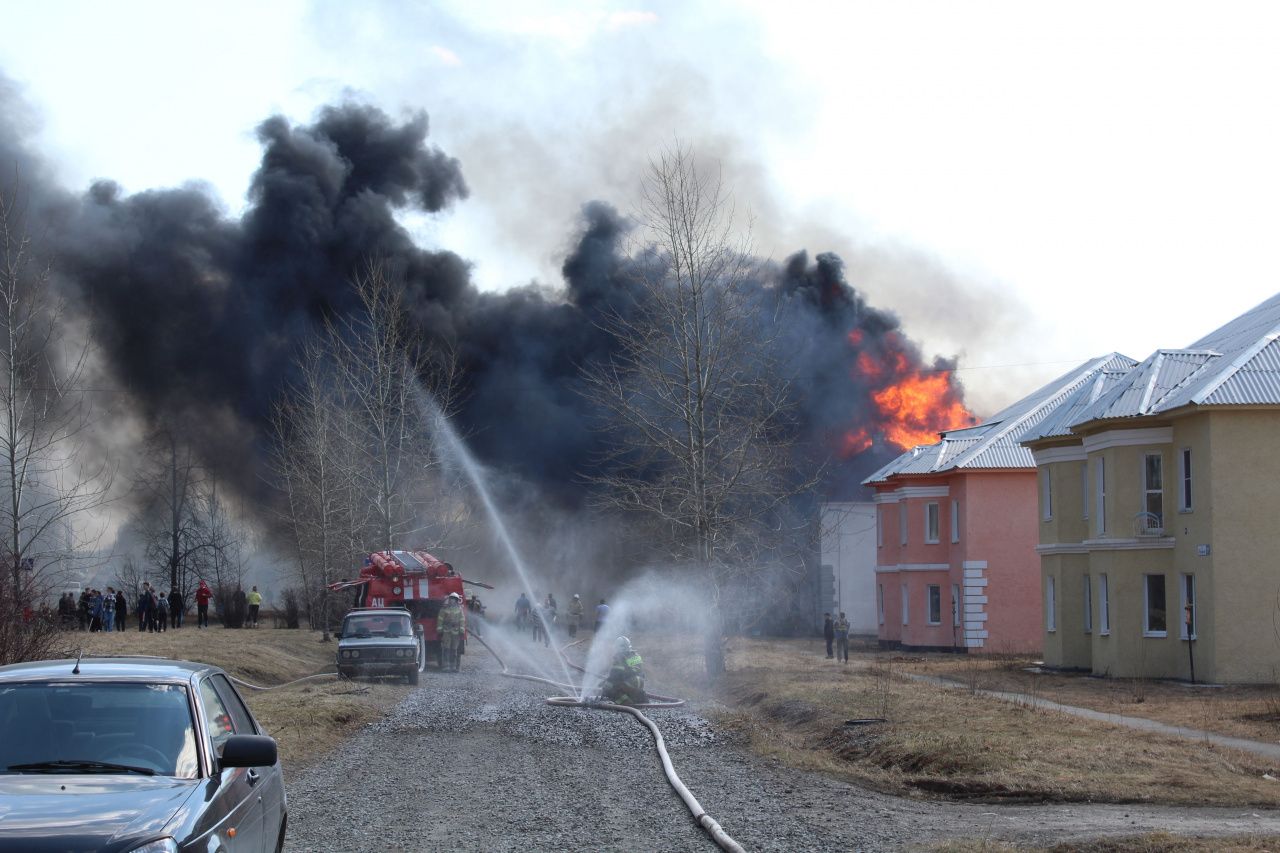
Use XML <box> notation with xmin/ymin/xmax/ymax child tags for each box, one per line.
<box><xmin>896</xmin><ymin>652</ymin><xmax>1280</xmax><ymax>744</ymax></box>
<box><xmin>65</xmin><ymin>627</ymin><xmax>407</xmax><ymax>769</ymax></box>
<box><xmin>925</xmin><ymin>834</ymin><xmax>1280</xmax><ymax>852</ymax></box>
<box><xmin>712</xmin><ymin>638</ymin><xmax>1280</xmax><ymax>806</ymax></box>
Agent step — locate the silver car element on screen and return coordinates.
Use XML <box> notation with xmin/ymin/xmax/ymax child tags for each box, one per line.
<box><xmin>336</xmin><ymin>608</ymin><xmax>424</xmax><ymax>685</ymax></box>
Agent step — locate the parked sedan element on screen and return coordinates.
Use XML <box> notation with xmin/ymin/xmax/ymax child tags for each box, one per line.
<box><xmin>0</xmin><ymin>657</ymin><xmax>286</xmax><ymax>852</ymax></box>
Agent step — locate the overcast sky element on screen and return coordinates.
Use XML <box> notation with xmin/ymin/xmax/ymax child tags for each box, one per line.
<box><xmin>3</xmin><ymin>0</ymin><xmax>1278</xmax><ymax>416</ymax></box>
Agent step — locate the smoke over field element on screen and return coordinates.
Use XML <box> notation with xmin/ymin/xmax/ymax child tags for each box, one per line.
<box><xmin>0</xmin><ymin>82</ymin><xmax>972</xmax><ymax>549</ymax></box>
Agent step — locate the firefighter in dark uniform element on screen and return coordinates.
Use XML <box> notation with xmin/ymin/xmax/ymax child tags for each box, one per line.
<box><xmin>601</xmin><ymin>636</ymin><xmax>647</xmax><ymax>705</ymax></box>
<box><xmin>438</xmin><ymin>592</ymin><xmax>465</xmax><ymax>672</ymax></box>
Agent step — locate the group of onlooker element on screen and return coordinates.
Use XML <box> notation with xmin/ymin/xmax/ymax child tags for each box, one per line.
<box><xmin>57</xmin><ymin>584</ymin><xmax>190</xmax><ymax>633</ymax></box>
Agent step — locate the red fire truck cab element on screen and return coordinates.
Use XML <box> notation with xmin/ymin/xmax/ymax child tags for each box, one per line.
<box><xmin>329</xmin><ymin>550</ymin><xmax>490</xmax><ymax>669</ymax></box>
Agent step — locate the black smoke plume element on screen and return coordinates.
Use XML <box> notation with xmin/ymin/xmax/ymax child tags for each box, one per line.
<box><xmin>1</xmin><ymin>85</ymin><xmax>963</xmax><ymax>519</ymax></box>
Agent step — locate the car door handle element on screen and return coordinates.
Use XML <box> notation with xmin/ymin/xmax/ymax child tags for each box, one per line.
<box><xmin>246</xmin><ymin>769</ymin><xmax>260</xmax><ymax>787</ymax></box>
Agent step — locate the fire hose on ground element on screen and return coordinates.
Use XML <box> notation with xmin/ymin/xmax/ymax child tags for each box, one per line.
<box><xmin>469</xmin><ymin>628</ymin><xmax>747</xmax><ymax>853</ymax></box>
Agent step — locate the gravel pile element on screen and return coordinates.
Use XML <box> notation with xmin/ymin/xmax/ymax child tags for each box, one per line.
<box><xmin>284</xmin><ymin>649</ymin><xmax>1280</xmax><ymax>852</ymax></box>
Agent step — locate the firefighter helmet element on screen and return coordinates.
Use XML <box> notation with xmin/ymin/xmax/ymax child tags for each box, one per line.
<box><xmin>447</xmin><ymin>592</ymin><xmax>461</xmax><ymax>601</ymax></box>
<box><xmin>615</xmin><ymin>635</ymin><xmax>632</xmax><ymax>652</ymax></box>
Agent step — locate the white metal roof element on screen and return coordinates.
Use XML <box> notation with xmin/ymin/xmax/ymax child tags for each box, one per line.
<box><xmin>863</xmin><ymin>353</ymin><xmax>1135</xmax><ymax>485</ymax></box>
<box><xmin>1064</xmin><ymin>292</ymin><xmax>1280</xmax><ymax>426</ymax></box>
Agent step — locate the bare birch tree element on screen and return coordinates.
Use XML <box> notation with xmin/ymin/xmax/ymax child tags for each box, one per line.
<box><xmin>582</xmin><ymin>146</ymin><xmax>813</xmax><ymax>677</ymax></box>
<box><xmin>0</xmin><ymin>179</ymin><xmax>112</xmax><ymax>614</ymax></box>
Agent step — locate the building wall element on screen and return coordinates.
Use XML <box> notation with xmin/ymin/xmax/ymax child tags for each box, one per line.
<box><xmin>1205</xmin><ymin>410</ymin><xmax>1280</xmax><ymax>683</ymax></box>
<box><xmin>961</xmin><ymin>471</ymin><xmax>1041</xmax><ymax>653</ymax></box>
<box><xmin>820</xmin><ymin>502</ymin><xmax>878</xmax><ymax>634</ymax></box>
<box><xmin>873</xmin><ymin>470</ymin><xmax>1040</xmax><ymax>653</ymax></box>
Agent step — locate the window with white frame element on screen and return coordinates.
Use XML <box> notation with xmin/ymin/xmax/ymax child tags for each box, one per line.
<box><xmin>899</xmin><ymin>505</ymin><xmax>908</xmax><ymax>546</ymax></box>
<box><xmin>1046</xmin><ymin>575</ymin><xmax>1056</xmax><ymax>632</ymax></box>
<box><xmin>1099</xmin><ymin>573</ymin><xmax>1110</xmax><ymax>635</ymax></box>
<box><xmin>901</xmin><ymin>583</ymin><xmax>909</xmax><ymax>625</ymax></box>
<box><xmin>925</xmin><ymin>502</ymin><xmax>940</xmax><ymax>544</ymax></box>
<box><xmin>1082</xmin><ymin>573</ymin><xmax>1092</xmax><ymax>634</ymax></box>
<box><xmin>877</xmin><ymin>506</ymin><xmax>884</xmax><ymax>548</ymax></box>
<box><xmin>927</xmin><ymin>585</ymin><xmax>941</xmax><ymax>625</ymax></box>
<box><xmin>1180</xmin><ymin>573</ymin><xmax>1196</xmax><ymax>640</ymax></box>
<box><xmin>1144</xmin><ymin>573</ymin><xmax>1167</xmax><ymax>636</ymax></box>
<box><xmin>1095</xmin><ymin>457</ymin><xmax>1107</xmax><ymax>535</ymax></box>
<box><xmin>952</xmin><ymin>583</ymin><xmax>961</xmax><ymax>627</ymax></box>
<box><xmin>1143</xmin><ymin>453</ymin><xmax>1164</xmax><ymax>529</ymax></box>
<box><xmin>1042</xmin><ymin>467</ymin><xmax>1053</xmax><ymax>520</ymax></box>
<box><xmin>1081</xmin><ymin>462</ymin><xmax>1089</xmax><ymax>520</ymax></box>
<box><xmin>950</xmin><ymin>499</ymin><xmax>960</xmax><ymax>543</ymax></box>
<box><xmin>1179</xmin><ymin>448</ymin><xmax>1193</xmax><ymax>512</ymax></box>
<box><xmin>877</xmin><ymin>584</ymin><xmax>885</xmax><ymax>625</ymax></box>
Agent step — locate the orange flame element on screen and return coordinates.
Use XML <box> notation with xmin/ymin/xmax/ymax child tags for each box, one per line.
<box><xmin>847</xmin><ymin>329</ymin><xmax>864</xmax><ymax>347</ymax></box>
<box><xmin>872</xmin><ymin>370</ymin><xmax>974</xmax><ymax>449</ymax></box>
<box><xmin>838</xmin><ymin>428</ymin><xmax>872</xmax><ymax>458</ymax></box>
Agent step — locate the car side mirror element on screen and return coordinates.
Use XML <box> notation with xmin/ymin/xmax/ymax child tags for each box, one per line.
<box><xmin>220</xmin><ymin>734</ymin><xmax>277</xmax><ymax>769</ymax></box>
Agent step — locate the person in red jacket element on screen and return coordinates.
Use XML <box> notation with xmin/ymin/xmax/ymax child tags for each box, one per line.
<box><xmin>195</xmin><ymin>580</ymin><xmax>213</xmax><ymax>629</ymax></box>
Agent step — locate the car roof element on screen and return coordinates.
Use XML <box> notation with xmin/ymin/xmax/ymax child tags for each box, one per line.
<box><xmin>0</xmin><ymin>657</ymin><xmax>224</xmax><ymax>682</ymax></box>
<box><xmin>344</xmin><ymin>608</ymin><xmax>411</xmax><ymax>617</ymax></box>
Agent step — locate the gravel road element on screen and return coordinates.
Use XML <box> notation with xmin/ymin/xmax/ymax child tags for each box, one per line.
<box><xmin>284</xmin><ymin>645</ymin><xmax>1280</xmax><ymax>852</ymax></box>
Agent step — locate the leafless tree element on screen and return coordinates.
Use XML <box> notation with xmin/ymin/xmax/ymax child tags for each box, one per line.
<box><xmin>269</xmin><ymin>262</ymin><xmax>466</xmax><ymax>637</ymax></box>
<box><xmin>326</xmin><ymin>259</ymin><xmax>462</xmax><ymax>552</ymax></box>
<box><xmin>581</xmin><ymin>146</ymin><xmax>815</xmax><ymax>677</ymax></box>
<box><xmin>0</xmin><ymin>178</ymin><xmax>113</xmax><ymax>662</ymax></box>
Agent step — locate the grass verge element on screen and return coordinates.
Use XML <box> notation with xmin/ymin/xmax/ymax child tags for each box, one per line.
<box><xmin>67</xmin><ymin>626</ymin><xmax>407</xmax><ymax>769</ymax></box>
<box><xmin>711</xmin><ymin>638</ymin><xmax>1280</xmax><ymax>807</ymax></box>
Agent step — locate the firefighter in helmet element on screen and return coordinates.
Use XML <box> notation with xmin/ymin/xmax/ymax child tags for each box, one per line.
<box><xmin>600</xmin><ymin>636</ymin><xmax>647</xmax><ymax>705</ymax></box>
<box><xmin>438</xmin><ymin>592</ymin><xmax>465</xmax><ymax>672</ymax></box>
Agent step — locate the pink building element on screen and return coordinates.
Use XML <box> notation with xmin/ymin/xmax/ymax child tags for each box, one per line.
<box><xmin>863</xmin><ymin>355</ymin><xmax>1130</xmax><ymax>652</ymax></box>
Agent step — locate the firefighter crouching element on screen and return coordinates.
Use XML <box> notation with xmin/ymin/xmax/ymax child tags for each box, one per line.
<box><xmin>600</xmin><ymin>636</ymin><xmax>647</xmax><ymax>705</ymax></box>
<box><xmin>439</xmin><ymin>592</ymin><xmax>465</xmax><ymax>672</ymax></box>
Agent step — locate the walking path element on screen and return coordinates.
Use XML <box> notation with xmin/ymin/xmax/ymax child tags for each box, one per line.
<box><xmin>904</xmin><ymin>671</ymin><xmax>1280</xmax><ymax>763</ymax></box>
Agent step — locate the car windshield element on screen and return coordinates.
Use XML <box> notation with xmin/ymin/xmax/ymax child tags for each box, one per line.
<box><xmin>0</xmin><ymin>682</ymin><xmax>199</xmax><ymax>778</ymax></box>
<box><xmin>343</xmin><ymin>614</ymin><xmax>412</xmax><ymax>638</ymax></box>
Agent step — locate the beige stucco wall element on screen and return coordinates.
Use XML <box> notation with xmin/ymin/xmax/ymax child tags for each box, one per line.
<box><xmin>1204</xmin><ymin>410</ymin><xmax>1280</xmax><ymax>683</ymax></box>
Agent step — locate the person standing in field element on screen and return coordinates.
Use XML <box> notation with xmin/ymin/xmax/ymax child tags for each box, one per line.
<box><xmin>156</xmin><ymin>590</ymin><xmax>169</xmax><ymax>632</ymax></box>
<box><xmin>137</xmin><ymin>583</ymin><xmax>155</xmax><ymax>633</ymax></box>
<box><xmin>195</xmin><ymin>580</ymin><xmax>212</xmax><ymax>629</ymax></box>
<box><xmin>823</xmin><ymin>612</ymin><xmax>835</xmax><ymax>659</ymax></box>
<box><xmin>595</xmin><ymin>599</ymin><xmax>609</xmax><ymax>633</ymax></box>
<box><xmin>567</xmin><ymin>594</ymin><xmax>584</xmax><ymax>638</ymax></box>
<box><xmin>168</xmin><ymin>588</ymin><xmax>183</xmax><ymax>629</ymax></box>
<box><xmin>115</xmin><ymin>589</ymin><xmax>128</xmax><ymax>632</ymax></box>
<box><xmin>102</xmin><ymin>587</ymin><xmax>116</xmax><ymax>633</ymax></box>
<box><xmin>247</xmin><ymin>586</ymin><xmax>262</xmax><ymax>628</ymax></box>
<box><xmin>834</xmin><ymin>611</ymin><xmax>850</xmax><ymax>663</ymax></box>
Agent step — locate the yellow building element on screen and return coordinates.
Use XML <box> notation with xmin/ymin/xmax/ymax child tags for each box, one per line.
<box><xmin>1021</xmin><ymin>294</ymin><xmax>1280</xmax><ymax>683</ymax></box>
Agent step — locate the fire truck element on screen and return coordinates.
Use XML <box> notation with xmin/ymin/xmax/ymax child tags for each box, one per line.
<box><xmin>328</xmin><ymin>550</ymin><xmax>492</xmax><ymax>669</ymax></box>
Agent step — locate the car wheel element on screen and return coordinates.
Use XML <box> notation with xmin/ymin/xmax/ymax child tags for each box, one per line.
<box><xmin>274</xmin><ymin>814</ymin><xmax>287</xmax><ymax>853</ymax></box>
<box><xmin>408</xmin><ymin>667</ymin><xmax>419</xmax><ymax>686</ymax></box>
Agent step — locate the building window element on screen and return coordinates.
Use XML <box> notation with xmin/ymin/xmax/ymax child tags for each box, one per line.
<box><xmin>952</xmin><ymin>583</ymin><xmax>961</xmax><ymax>627</ymax></box>
<box><xmin>1180</xmin><ymin>573</ymin><xmax>1196</xmax><ymax>640</ymax></box>
<box><xmin>1143</xmin><ymin>453</ymin><xmax>1164</xmax><ymax>529</ymax></box>
<box><xmin>1083</xmin><ymin>573</ymin><xmax>1092</xmax><ymax>634</ymax></box>
<box><xmin>1144</xmin><ymin>574</ymin><xmax>1167</xmax><ymax>636</ymax></box>
<box><xmin>927</xmin><ymin>585</ymin><xmax>941</xmax><ymax>625</ymax></box>
<box><xmin>1179</xmin><ymin>448</ymin><xmax>1193</xmax><ymax>512</ymax></box>
<box><xmin>901</xmin><ymin>583</ymin><xmax>908</xmax><ymax>625</ymax></box>
<box><xmin>950</xmin><ymin>499</ymin><xmax>960</xmax><ymax>543</ymax></box>
<box><xmin>1098</xmin><ymin>573</ymin><xmax>1109</xmax><ymax>635</ymax></box>
<box><xmin>1042</xmin><ymin>467</ymin><xmax>1053</xmax><ymax>520</ymax></box>
<box><xmin>877</xmin><ymin>506</ymin><xmax>884</xmax><ymax>548</ymax></box>
<box><xmin>1081</xmin><ymin>462</ymin><xmax>1089</xmax><ymax>520</ymax></box>
<box><xmin>1046</xmin><ymin>575</ymin><xmax>1056</xmax><ymax>632</ymax></box>
<box><xmin>925</xmin><ymin>502</ymin><xmax>940</xmax><ymax>543</ymax></box>
<box><xmin>1095</xmin><ymin>457</ymin><xmax>1107</xmax><ymax>535</ymax></box>
<box><xmin>877</xmin><ymin>584</ymin><xmax>885</xmax><ymax>625</ymax></box>
<box><xmin>899</xmin><ymin>505</ymin><xmax>908</xmax><ymax>546</ymax></box>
